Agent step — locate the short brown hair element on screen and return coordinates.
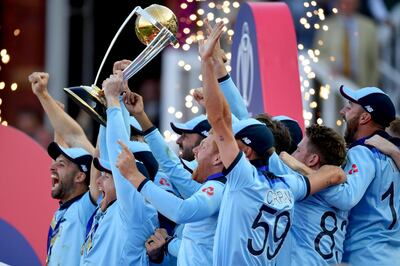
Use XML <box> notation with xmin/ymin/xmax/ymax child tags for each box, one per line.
<box><xmin>388</xmin><ymin>117</ymin><xmax>400</xmax><ymax>138</ymax></box>
<box><xmin>255</xmin><ymin>113</ymin><xmax>291</xmax><ymax>154</ymax></box>
<box><xmin>306</xmin><ymin>124</ymin><xmax>346</xmax><ymax>166</ymax></box>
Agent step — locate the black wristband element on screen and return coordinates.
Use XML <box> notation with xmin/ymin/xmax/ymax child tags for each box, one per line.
<box><xmin>217</xmin><ymin>74</ymin><xmax>230</xmax><ymax>83</ymax></box>
<box><xmin>164</xmin><ymin>236</ymin><xmax>175</xmax><ymax>255</ymax></box>
<box><xmin>143</xmin><ymin>126</ymin><xmax>157</xmax><ymax>136</ymax></box>
<box><xmin>137</xmin><ymin>178</ymin><xmax>150</xmax><ymax>192</ymax></box>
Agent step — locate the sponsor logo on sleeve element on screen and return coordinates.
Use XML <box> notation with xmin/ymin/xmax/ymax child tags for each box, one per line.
<box><xmin>202</xmin><ymin>186</ymin><xmax>214</xmax><ymax>196</ymax></box>
<box><xmin>348</xmin><ymin>164</ymin><xmax>358</xmax><ymax>175</ymax></box>
<box><xmin>159</xmin><ymin>178</ymin><xmax>171</xmax><ymax>187</ymax></box>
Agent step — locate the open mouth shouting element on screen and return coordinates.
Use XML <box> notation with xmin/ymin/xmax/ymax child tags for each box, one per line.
<box><xmin>51</xmin><ymin>173</ymin><xmax>60</xmax><ymax>192</ymax></box>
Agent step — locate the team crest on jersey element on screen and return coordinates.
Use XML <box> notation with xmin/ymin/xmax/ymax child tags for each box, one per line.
<box><xmin>202</xmin><ymin>186</ymin><xmax>214</xmax><ymax>196</ymax></box>
<box><xmin>348</xmin><ymin>164</ymin><xmax>358</xmax><ymax>174</ymax></box>
<box><xmin>159</xmin><ymin>178</ymin><xmax>171</xmax><ymax>187</ymax></box>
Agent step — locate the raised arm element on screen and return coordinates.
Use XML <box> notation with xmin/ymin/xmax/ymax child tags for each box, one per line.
<box><xmin>365</xmin><ymin>134</ymin><xmax>400</xmax><ymax>169</ymax></box>
<box><xmin>90</xmin><ymin>137</ymin><xmax>101</xmax><ymax>201</ymax></box>
<box><xmin>28</xmin><ymin>72</ymin><xmax>94</xmax><ymax>154</ymax></box>
<box><xmin>116</xmin><ymin>140</ymin><xmax>223</xmax><ymax>223</ymax></box>
<box><xmin>124</xmin><ymin>91</ymin><xmax>201</xmax><ymax>198</ymax></box>
<box><xmin>200</xmin><ymin>22</ymin><xmax>239</xmax><ymax>168</ymax></box>
<box><xmin>204</xmin><ymin>19</ymin><xmax>249</xmax><ymax>120</ymax></box>
<box><xmin>29</xmin><ymin>72</ymin><xmax>99</xmax><ymax>201</ymax></box>
<box><xmin>102</xmin><ymin>72</ymin><xmax>153</xmax><ymax>222</ymax></box>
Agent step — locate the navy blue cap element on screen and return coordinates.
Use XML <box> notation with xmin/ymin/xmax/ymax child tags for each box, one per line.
<box><xmin>273</xmin><ymin>115</ymin><xmax>303</xmax><ymax>153</ymax></box>
<box><xmin>233</xmin><ymin>118</ymin><xmax>275</xmax><ymax>157</ymax></box>
<box><xmin>170</xmin><ymin>114</ymin><xmax>211</xmax><ymax>138</ymax></box>
<box><xmin>340</xmin><ymin>86</ymin><xmax>396</xmax><ymax>127</ymax></box>
<box><xmin>93</xmin><ymin>157</ymin><xmax>112</xmax><ymax>174</ymax></box>
<box><xmin>47</xmin><ymin>142</ymin><xmax>92</xmax><ymax>175</ymax></box>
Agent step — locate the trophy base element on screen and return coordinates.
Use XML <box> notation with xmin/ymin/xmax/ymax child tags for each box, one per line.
<box><xmin>64</xmin><ymin>85</ymin><xmax>107</xmax><ymax>126</ymax></box>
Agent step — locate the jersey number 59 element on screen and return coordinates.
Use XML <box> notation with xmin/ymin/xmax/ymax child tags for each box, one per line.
<box><xmin>247</xmin><ymin>204</ymin><xmax>291</xmax><ymax>259</ymax></box>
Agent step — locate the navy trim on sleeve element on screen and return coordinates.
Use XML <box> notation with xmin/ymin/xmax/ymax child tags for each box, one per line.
<box><xmin>218</xmin><ymin>74</ymin><xmax>231</xmax><ymax>83</ymax></box>
<box><xmin>164</xmin><ymin>236</ymin><xmax>175</xmax><ymax>255</ymax></box>
<box><xmin>301</xmin><ymin>175</ymin><xmax>311</xmax><ymax>200</ymax></box>
<box><xmin>143</xmin><ymin>126</ymin><xmax>157</xmax><ymax>136</ymax></box>
<box><xmin>89</xmin><ymin>192</ymin><xmax>97</xmax><ymax>206</ymax></box>
<box><xmin>134</xmin><ymin>151</ymin><xmax>158</xmax><ymax>181</ymax></box>
<box><xmin>217</xmin><ymin>74</ymin><xmax>230</xmax><ymax>83</ymax></box>
<box><xmin>137</xmin><ymin>179</ymin><xmax>150</xmax><ymax>192</ymax></box>
<box><xmin>180</xmin><ymin>158</ymin><xmax>194</xmax><ymax>174</ymax></box>
<box><xmin>222</xmin><ymin>152</ymin><xmax>243</xmax><ymax>176</ymax></box>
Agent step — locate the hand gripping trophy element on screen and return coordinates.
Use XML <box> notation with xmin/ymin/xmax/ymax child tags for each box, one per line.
<box><xmin>64</xmin><ymin>4</ymin><xmax>178</xmax><ymax>125</ymax></box>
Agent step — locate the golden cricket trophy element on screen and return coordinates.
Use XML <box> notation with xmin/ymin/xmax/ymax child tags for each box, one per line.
<box><xmin>64</xmin><ymin>4</ymin><xmax>178</xmax><ymax>125</ymax></box>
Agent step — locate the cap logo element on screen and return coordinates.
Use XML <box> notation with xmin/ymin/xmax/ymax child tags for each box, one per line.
<box><xmin>81</xmin><ymin>165</ymin><xmax>88</xmax><ymax>172</ymax></box>
<box><xmin>202</xmin><ymin>130</ymin><xmax>209</xmax><ymax>137</ymax></box>
<box><xmin>364</xmin><ymin>105</ymin><xmax>374</xmax><ymax>112</ymax></box>
<box><xmin>242</xmin><ymin>137</ymin><xmax>252</xmax><ymax>145</ymax></box>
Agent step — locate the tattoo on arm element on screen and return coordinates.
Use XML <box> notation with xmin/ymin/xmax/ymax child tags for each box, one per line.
<box><xmin>219</xmin><ymin>135</ymin><xmax>225</xmax><ymax>141</ymax></box>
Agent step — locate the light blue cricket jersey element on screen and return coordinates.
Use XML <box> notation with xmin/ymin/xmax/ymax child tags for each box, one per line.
<box><xmin>213</xmin><ymin>152</ymin><xmax>309</xmax><ymax>266</ymax></box>
<box><xmin>219</xmin><ymin>74</ymin><xmax>250</xmax><ymax>120</ymax></box>
<box><xmin>47</xmin><ymin>191</ymin><xmax>96</xmax><ymax>266</ymax></box>
<box><xmin>269</xmin><ymin>152</ymin><xmax>349</xmax><ymax>266</ymax></box>
<box><xmin>144</xmin><ymin>127</ymin><xmax>201</xmax><ymax>198</ymax></box>
<box><xmin>154</xmin><ymin>170</ymin><xmax>180</xmax><ymax>196</ymax></box>
<box><xmin>140</xmin><ymin>173</ymin><xmax>226</xmax><ymax>266</ymax></box>
<box><xmin>80</xmin><ymin>107</ymin><xmax>158</xmax><ymax>265</ymax></box>
<box><xmin>322</xmin><ymin>133</ymin><xmax>400</xmax><ymax>266</ymax></box>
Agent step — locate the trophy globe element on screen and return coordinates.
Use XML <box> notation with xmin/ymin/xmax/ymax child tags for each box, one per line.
<box><xmin>64</xmin><ymin>4</ymin><xmax>178</xmax><ymax>125</ymax></box>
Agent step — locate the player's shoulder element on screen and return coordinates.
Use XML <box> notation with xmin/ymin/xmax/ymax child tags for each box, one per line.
<box><xmin>202</xmin><ymin>178</ymin><xmax>226</xmax><ymax>189</ymax></box>
<box><xmin>348</xmin><ymin>141</ymin><xmax>376</xmax><ymax>155</ymax></box>
<box><xmin>197</xmin><ymin>180</ymin><xmax>225</xmax><ymax>198</ymax></box>
<box><xmin>224</xmin><ymin>151</ymin><xmax>255</xmax><ymax>175</ymax></box>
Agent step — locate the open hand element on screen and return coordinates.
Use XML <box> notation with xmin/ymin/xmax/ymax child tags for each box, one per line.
<box><xmin>199</xmin><ymin>21</ymin><xmax>224</xmax><ymax>60</ymax></box>
<box><xmin>204</xmin><ymin>19</ymin><xmax>227</xmax><ymax>63</ymax></box>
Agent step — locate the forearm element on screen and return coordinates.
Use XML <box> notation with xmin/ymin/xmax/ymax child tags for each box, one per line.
<box><xmin>202</xmin><ymin>58</ymin><xmax>230</xmax><ymax>126</ymax></box>
<box><xmin>106</xmin><ymin>107</ymin><xmax>139</xmax><ymax>212</ymax></box>
<box><xmin>89</xmin><ymin>137</ymin><xmax>101</xmax><ymax>201</ymax></box>
<box><xmin>36</xmin><ymin>92</ymin><xmax>94</xmax><ymax>153</ymax></box>
<box><xmin>54</xmin><ymin>133</ymin><xmax>68</xmax><ymax>147</ymax></box>
<box><xmin>140</xmin><ymin>181</ymin><xmax>218</xmax><ymax>224</ymax></box>
<box><xmin>389</xmin><ymin>150</ymin><xmax>400</xmax><ymax>169</ymax></box>
<box><xmin>98</xmin><ymin>125</ymin><xmax>109</xmax><ymax>161</ymax></box>
<box><xmin>134</xmin><ymin>111</ymin><xmax>153</xmax><ymax>131</ymax></box>
<box><xmin>219</xmin><ymin>75</ymin><xmax>249</xmax><ymax>120</ymax></box>
<box><xmin>280</xmin><ymin>152</ymin><xmax>315</xmax><ymax>176</ymax></box>
<box><xmin>307</xmin><ymin>166</ymin><xmax>345</xmax><ymax>195</ymax></box>
<box><xmin>144</xmin><ymin>128</ymin><xmax>201</xmax><ymax>198</ymax></box>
